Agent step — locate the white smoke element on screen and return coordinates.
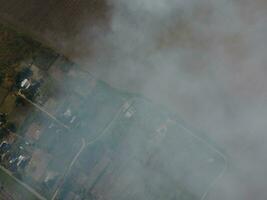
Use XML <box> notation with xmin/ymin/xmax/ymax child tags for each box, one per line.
<box><xmin>78</xmin><ymin>0</ymin><xmax>267</xmax><ymax>199</ymax></box>
<box><xmin>1</xmin><ymin>0</ymin><xmax>267</xmax><ymax>199</ymax></box>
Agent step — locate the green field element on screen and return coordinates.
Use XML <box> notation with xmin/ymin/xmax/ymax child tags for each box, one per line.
<box><xmin>0</xmin><ymin>167</ymin><xmax>42</xmax><ymax>200</ymax></box>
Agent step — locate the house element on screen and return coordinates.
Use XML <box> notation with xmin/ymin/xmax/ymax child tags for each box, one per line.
<box><xmin>125</xmin><ymin>107</ymin><xmax>135</xmax><ymax>118</ymax></box>
<box><xmin>70</xmin><ymin>116</ymin><xmax>77</xmax><ymax>124</ymax></box>
<box><xmin>16</xmin><ymin>155</ymin><xmax>26</xmax><ymax>167</ymax></box>
<box><xmin>20</xmin><ymin>79</ymin><xmax>31</xmax><ymax>89</ymax></box>
<box><xmin>62</xmin><ymin>108</ymin><xmax>78</xmax><ymax>125</ymax></box>
<box><xmin>63</xmin><ymin>108</ymin><xmax>72</xmax><ymax>118</ymax></box>
<box><xmin>0</xmin><ymin>141</ymin><xmax>11</xmax><ymax>153</ymax></box>
<box><xmin>18</xmin><ymin>158</ymin><xmax>29</xmax><ymax>170</ymax></box>
<box><xmin>8</xmin><ymin>154</ymin><xmax>17</xmax><ymax>164</ymax></box>
<box><xmin>8</xmin><ymin>154</ymin><xmax>19</xmax><ymax>172</ymax></box>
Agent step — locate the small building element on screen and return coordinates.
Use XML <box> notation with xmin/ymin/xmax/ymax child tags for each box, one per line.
<box><xmin>16</xmin><ymin>155</ymin><xmax>26</xmax><ymax>167</ymax></box>
<box><xmin>125</xmin><ymin>107</ymin><xmax>135</xmax><ymax>118</ymax></box>
<box><xmin>0</xmin><ymin>141</ymin><xmax>11</xmax><ymax>153</ymax></box>
<box><xmin>63</xmin><ymin>108</ymin><xmax>72</xmax><ymax>118</ymax></box>
<box><xmin>17</xmin><ymin>156</ymin><xmax>29</xmax><ymax>170</ymax></box>
<box><xmin>20</xmin><ymin>79</ymin><xmax>31</xmax><ymax>89</ymax></box>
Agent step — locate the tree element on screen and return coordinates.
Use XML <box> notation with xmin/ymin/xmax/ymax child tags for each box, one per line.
<box><xmin>0</xmin><ymin>72</ymin><xmax>4</xmax><ymax>86</ymax></box>
<box><xmin>5</xmin><ymin>122</ymin><xmax>16</xmax><ymax>133</ymax></box>
<box><xmin>0</xmin><ymin>127</ymin><xmax>9</xmax><ymax>139</ymax></box>
<box><xmin>0</xmin><ymin>113</ymin><xmax>7</xmax><ymax>125</ymax></box>
<box><xmin>15</xmin><ymin>96</ymin><xmax>26</xmax><ymax>107</ymax></box>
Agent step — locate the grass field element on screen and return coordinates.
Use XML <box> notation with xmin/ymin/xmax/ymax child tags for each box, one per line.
<box><xmin>0</xmin><ymin>167</ymin><xmax>41</xmax><ymax>200</ymax></box>
<box><xmin>0</xmin><ymin>94</ymin><xmax>16</xmax><ymax>113</ymax></box>
<box><xmin>61</xmin><ymin>97</ymin><xmax>226</xmax><ymax>200</ymax></box>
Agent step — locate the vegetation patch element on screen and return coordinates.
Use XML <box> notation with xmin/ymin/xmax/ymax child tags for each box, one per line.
<box><xmin>0</xmin><ymin>24</ymin><xmax>40</xmax><ymax>73</ymax></box>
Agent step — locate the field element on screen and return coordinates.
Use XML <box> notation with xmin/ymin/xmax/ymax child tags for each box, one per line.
<box><xmin>0</xmin><ymin>167</ymin><xmax>41</xmax><ymax>200</ymax></box>
<box><xmin>61</xmin><ymin>98</ymin><xmax>226</xmax><ymax>200</ymax></box>
<box><xmin>0</xmin><ymin>21</ymin><xmax>227</xmax><ymax>200</ymax></box>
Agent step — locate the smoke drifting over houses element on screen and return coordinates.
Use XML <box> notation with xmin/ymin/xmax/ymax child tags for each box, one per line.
<box><xmin>0</xmin><ymin>0</ymin><xmax>267</xmax><ymax>199</ymax></box>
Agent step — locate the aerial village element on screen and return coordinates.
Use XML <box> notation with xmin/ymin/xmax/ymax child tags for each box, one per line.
<box><xmin>0</xmin><ymin>24</ymin><xmax>225</xmax><ymax>200</ymax></box>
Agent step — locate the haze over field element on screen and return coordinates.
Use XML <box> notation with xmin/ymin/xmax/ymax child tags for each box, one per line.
<box><xmin>1</xmin><ymin>0</ymin><xmax>267</xmax><ymax>199</ymax></box>
<box><xmin>78</xmin><ymin>2</ymin><xmax>267</xmax><ymax>199</ymax></box>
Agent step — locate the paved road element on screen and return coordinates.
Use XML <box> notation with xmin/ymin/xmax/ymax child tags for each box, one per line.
<box><xmin>86</xmin><ymin>98</ymin><xmax>134</xmax><ymax>146</ymax></box>
<box><xmin>176</xmin><ymin>123</ymin><xmax>228</xmax><ymax>200</ymax></box>
<box><xmin>51</xmin><ymin>138</ymin><xmax>86</xmax><ymax>200</ymax></box>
